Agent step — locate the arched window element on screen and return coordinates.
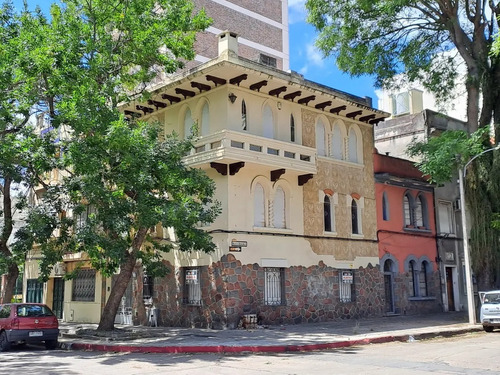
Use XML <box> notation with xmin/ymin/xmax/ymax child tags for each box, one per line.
<box><xmin>241</xmin><ymin>100</ymin><xmax>247</xmax><ymax>130</ymax></box>
<box><xmin>417</xmin><ymin>195</ymin><xmax>428</xmax><ymax>228</ymax></box>
<box><xmin>316</xmin><ymin>120</ymin><xmax>326</xmax><ymax>156</ymax></box>
<box><xmin>351</xmin><ymin>200</ymin><xmax>359</xmax><ymax>234</ymax></box>
<box><xmin>254</xmin><ymin>184</ymin><xmax>265</xmax><ymax>227</ymax></box>
<box><xmin>200</xmin><ymin>103</ymin><xmax>209</xmax><ymax>136</ymax></box>
<box><xmin>384</xmin><ymin>259</ymin><xmax>394</xmax><ymax>273</ymax></box>
<box><xmin>263</xmin><ymin>104</ymin><xmax>274</xmax><ymax>138</ymax></box>
<box><xmin>273</xmin><ymin>187</ymin><xmax>286</xmax><ymax>229</ymax></box>
<box><xmin>331</xmin><ymin>124</ymin><xmax>343</xmax><ymax>160</ymax></box>
<box><xmin>324</xmin><ymin>195</ymin><xmax>332</xmax><ymax>232</ymax></box>
<box><xmin>382</xmin><ymin>192</ymin><xmax>389</xmax><ymax>221</ymax></box>
<box><xmin>419</xmin><ymin>261</ymin><xmax>429</xmax><ymax>297</ymax></box>
<box><xmin>409</xmin><ymin>260</ymin><xmax>418</xmax><ymax>297</ymax></box>
<box><xmin>414</xmin><ymin>196</ymin><xmax>423</xmax><ymax>227</ymax></box>
<box><xmin>290</xmin><ymin>114</ymin><xmax>295</xmax><ymax>142</ymax></box>
<box><xmin>184</xmin><ymin>108</ymin><xmax>193</xmax><ymax>138</ymax></box>
<box><xmin>348</xmin><ymin>128</ymin><xmax>358</xmax><ymax>163</ymax></box>
<box><xmin>403</xmin><ymin>194</ymin><xmax>412</xmax><ymax>226</ymax></box>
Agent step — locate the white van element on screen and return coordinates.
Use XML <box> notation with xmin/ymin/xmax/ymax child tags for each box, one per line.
<box><xmin>479</xmin><ymin>290</ymin><xmax>500</xmax><ymax>332</ymax></box>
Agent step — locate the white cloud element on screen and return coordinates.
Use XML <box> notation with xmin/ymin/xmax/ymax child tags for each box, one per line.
<box><xmin>288</xmin><ymin>0</ymin><xmax>307</xmax><ymax>24</ymax></box>
<box><xmin>306</xmin><ymin>42</ymin><xmax>324</xmax><ymax>67</ymax></box>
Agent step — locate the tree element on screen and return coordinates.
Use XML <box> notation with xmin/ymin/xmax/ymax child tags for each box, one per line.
<box><xmin>306</xmin><ymin>0</ymin><xmax>500</xmax><ymax>288</ymax></box>
<box><xmin>0</xmin><ymin>2</ymin><xmax>59</xmax><ymax>303</ymax></box>
<box><xmin>3</xmin><ymin>0</ymin><xmax>216</xmax><ymax>330</ymax></box>
<box><xmin>306</xmin><ymin>0</ymin><xmax>500</xmax><ymax>135</ymax></box>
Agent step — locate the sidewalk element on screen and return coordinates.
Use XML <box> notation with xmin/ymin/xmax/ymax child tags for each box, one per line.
<box><xmin>58</xmin><ymin>312</ymin><xmax>482</xmax><ymax>354</ymax></box>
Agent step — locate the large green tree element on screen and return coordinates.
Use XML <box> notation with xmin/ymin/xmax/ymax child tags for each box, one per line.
<box><xmin>306</xmin><ymin>0</ymin><xmax>500</xmax><ymax>288</ymax></box>
<box><xmin>1</xmin><ymin>2</ymin><xmax>59</xmax><ymax>303</ymax></box>
<box><xmin>2</xmin><ymin>0</ymin><xmax>217</xmax><ymax>330</ymax></box>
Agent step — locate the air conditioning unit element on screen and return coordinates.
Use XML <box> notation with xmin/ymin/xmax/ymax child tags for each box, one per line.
<box><xmin>453</xmin><ymin>198</ymin><xmax>461</xmax><ymax>211</ymax></box>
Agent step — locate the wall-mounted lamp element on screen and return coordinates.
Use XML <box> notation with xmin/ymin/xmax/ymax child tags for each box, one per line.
<box><xmin>228</xmin><ymin>92</ymin><xmax>237</xmax><ymax>104</ymax></box>
<box><xmin>277</xmin><ymin>101</ymin><xmax>282</xmax><ymax>110</ymax></box>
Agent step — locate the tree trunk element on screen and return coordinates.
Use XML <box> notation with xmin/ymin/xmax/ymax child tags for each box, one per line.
<box><xmin>1</xmin><ymin>264</ymin><xmax>19</xmax><ymax>304</ymax></box>
<box><xmin>0</xmin><ymin>177</ymin><xmax>16</xmax><ymax>304</ymax></box>
<box><xmin>97</xmin><ymin>227</ymin><xmax>148</xmax><ymax>331</ymax></box>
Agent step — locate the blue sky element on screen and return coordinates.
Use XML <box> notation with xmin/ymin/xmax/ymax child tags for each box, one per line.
<box><xmin>11</xmin><ymin>0</ymin><xmax>379</xmax><ymax>107</ymax></box>
<box><xmin>288</xmin><ymin>0</ymin><xmax>378</xmax><ymax>105</ymax></box>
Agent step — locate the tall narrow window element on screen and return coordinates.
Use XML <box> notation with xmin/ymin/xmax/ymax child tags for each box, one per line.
<box><xmin>184</xmin><ymin>108</ymin><xmax>193</xmax><ymax>138</ymax></box>
<box><xmin>263</xmin><ymin>104</ymin><xmax>274</xmax><ymax>138</ymax></box>
<box><xmin>254</xmin><ymin>183</ymin><xmax>265</xmax><ymax>227</ymax></box>
<box><xmin>316</xmin><ymin>120</ymin><xmax>326</xmax><ymax>156</ymax></box>
<box><xmin>409</xmin><ymin>260</ymin><xmax>418</xmax><ymax>297</ymax></box>
<box><xmin>382</xmin><ymin>192</ymin><xmax>389</xmax><ymax>221</ymax></box>
<box><xmin>438</xmin><ymin>201</ymin><xmax>454</xmax><ymax>233</ymax></box>
<box><xmin>324</xmin><ymin>195</ymin><xmax>332</xmax><ymax>232</ymax></box>
<box><xmin>241</xmin><ymin>100</ymin><xmax>247</xmax><ymax>130</ymax></box>
<box><xmin>264</xmin><ymin>268</ymin><xmax>284</xmax><ymax>305</ymax></box>
<box><xmin>290</xmin><ymin>114</ymin><xmax>295</xmax><ymax>142</ymax></box>
<box><xmin>419</xmin><ymin>261</ymin><xmax>429</xmax><ymax>297</ymax></box>
<box><xmin>404</xmin><ymin>194</ymin><xmax>412</xmax><ymax>226</ymax></box>
<box><xmin>273</xmin><ymin>187</ymin><xmax>286</xmax><ymax>229</ymax></box>
<box><xmin>184</xmin><ymin>268</ymin><xmax>201</xmax><ymax>305</ymax></box>
<box><xmin>201</xmin><ymin>103</ymin><xmax>209</xmax><ymax>136</ymax></box>
<box><xmin>348</xmin><ymin>128</ymin><xmax>358</xmax><ymax>163</ymax></box>
<box><xmin>339</xmin><ymin>270</ymin><xmax>354</xmax><ymax>302</ymax></box>
<box><xmin>331</xmin><ymin>125</ymin><xmax>343</xmax><ymax>159</ymax></box>
<box><xmin>414</xmin><ymin>196</ymin><xmax>423</xmax><ymax>227</ymax></box>
<box><xmin>351</xmin><ymin>200</ymin><xmax>359</xmax><ymax>234</ymax></box>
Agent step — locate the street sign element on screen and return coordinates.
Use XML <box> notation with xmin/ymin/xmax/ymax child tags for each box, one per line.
<box><xmin>231</xmin><ymin>240</ymin><xmax>247</xmax><ymax>247</ymax></box>
<box><xmin>229</xmin><ymin>246</ymin><xmax>241</xmax><ymax>252</ymax></box>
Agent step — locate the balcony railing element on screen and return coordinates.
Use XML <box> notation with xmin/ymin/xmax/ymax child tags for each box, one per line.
<box><xmin>184</xmin><ymin>130</ymin><xmax>317</xmax><ymax>174</ymax></box>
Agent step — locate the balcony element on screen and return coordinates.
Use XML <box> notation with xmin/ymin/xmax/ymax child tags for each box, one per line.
<box><xmin>184</xmin><ymin>130</ymin><xmax>317</xmax><ymax>176</ymax></box>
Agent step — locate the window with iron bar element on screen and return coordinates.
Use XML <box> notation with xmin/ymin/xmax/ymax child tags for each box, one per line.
<box><xmin>264</xmin><ymin>267</ymin><xmax>285</xmax><ymax>305</ymax></box>
<box><xmin>72</xmin><ymin>269</ymin><xmax>96</xmax><ymax>302</ymax></box>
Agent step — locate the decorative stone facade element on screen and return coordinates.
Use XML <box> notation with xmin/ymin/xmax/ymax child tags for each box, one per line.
<box><xmin>151</xmin><ymin>254</ymin><xmax>385</xmax><ymax>329</ymax></box>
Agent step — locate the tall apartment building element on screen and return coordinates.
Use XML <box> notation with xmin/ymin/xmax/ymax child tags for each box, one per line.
<box><xmin>191</xmin><ymin>0</ymin><xmax>289</xmax><ymax>71</ymax></box>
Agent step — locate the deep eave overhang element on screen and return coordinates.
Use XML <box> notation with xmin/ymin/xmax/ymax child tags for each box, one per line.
<box><xmin>123</xmin><ymin>53</ymin><xmax>390</xmax><ymax>124</ymax></box>
<box><xmin>375</xmin><ymin>173</ymin><xmax>434</xmax><ymax>192</ymax></box>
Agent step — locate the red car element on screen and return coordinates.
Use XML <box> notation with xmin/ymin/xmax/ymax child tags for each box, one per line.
<box><xmin>0</xmin><ymin>303</ymin><xmax>59</xmax><ymax>351</ymax></box>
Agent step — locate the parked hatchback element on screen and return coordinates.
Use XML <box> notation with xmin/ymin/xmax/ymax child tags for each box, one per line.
<box><xmin>0</xmin><ymin>303</ymin><xmax>59</xmax><ymax>351</ymax></box>
<box><xmin>479</xmin><ymin>290</ymin><xmax>500</xmax><ymax>332</ymax></box>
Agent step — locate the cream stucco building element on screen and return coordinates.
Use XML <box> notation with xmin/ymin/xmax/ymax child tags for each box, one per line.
<box><xmin>24</xmin><ymin>31</ymin><xmax>390</xmax><ymax>328</ymax></box>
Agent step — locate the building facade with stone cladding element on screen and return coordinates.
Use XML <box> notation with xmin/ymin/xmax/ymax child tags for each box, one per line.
<box><xmin>22</xmin><ymin>30</ymin><xmax>389</xmax><ymax>327</ymax></box>
<box><xmin>119</xmin><ymin>32</ymin><xmax>389</xmax><ymax>328</ymax></box>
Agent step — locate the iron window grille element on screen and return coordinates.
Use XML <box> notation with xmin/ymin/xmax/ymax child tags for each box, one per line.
<box><xmin>72</xmin><ymin>269</ymin><xmax>96</xmax><ymax>302</ymax></box>
<box><xmin>264</xmin><ymin>267</ymin><xmax>285</xmax><ymax>305</ymax></box>
<box><xmin>339</xmin><ymin>270</ymin><xmax>355</xmax><ymax>303</ymax></box>
<box><xmin>184</xmin><ymin>268</ymin><xmax>202</xmax><ymax>305</ymax></box>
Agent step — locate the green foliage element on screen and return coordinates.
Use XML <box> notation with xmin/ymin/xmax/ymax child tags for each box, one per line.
<box><xmin>305</xmin><ymin>0</ymin><xmax>496</xmax><ymax>107</ymax></box>
<box><xmin>2</xmin><ymin>0</ymin><xmax>215</xmax><ymax>285</ymax></box>
<box><xmin>407</xmin><ymin>128</ymin><xmax>488</xmax><ymax>184</ymax></box>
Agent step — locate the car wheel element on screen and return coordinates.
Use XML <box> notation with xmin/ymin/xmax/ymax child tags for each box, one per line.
<box><xmin>0</xmin><ymin>331</ymin><xmax>11</xmax><ymax>352</ymax></box>
<box><xmin>45</xmin><ymin>339</ymin><xmax>58</xmax><ymax>350</ymax></box>
<box><xmin>483</xmin><ymin>325</ymin><xmax>494</xmax><ymax>332</ymax></box>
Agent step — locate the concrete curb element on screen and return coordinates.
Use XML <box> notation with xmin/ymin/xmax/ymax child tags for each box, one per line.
<box><xmin>59</xmin><ymin>327</ymin><xmax>481</xmax><ymax>354</ymax></box>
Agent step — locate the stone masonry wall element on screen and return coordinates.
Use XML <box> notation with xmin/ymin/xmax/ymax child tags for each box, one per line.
<box><xmin>151</xmin><ymin>254</ymin><xmax>385</xmax><ymax>329</ymax></box>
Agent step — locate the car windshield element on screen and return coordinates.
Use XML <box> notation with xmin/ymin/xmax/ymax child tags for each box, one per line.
<box><xmin>483</xmin><ymin>293</ymin><xmax>500</xmax><ymax>304</ymax></box>
<box><xmin>17</xmin><ymin>305</ymin><xmax>54</xmax><ymax>317</ymax></box>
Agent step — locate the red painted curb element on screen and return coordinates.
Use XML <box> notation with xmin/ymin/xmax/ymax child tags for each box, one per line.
<box><xmin>68</xmin><ymin>335</ymin><xmax>399</xmax><ymax>354</ymax></box>
<box><xmin>65</xmin><ymin>327</ymin><xmax>481</xmax><ymax>354</ymax></box>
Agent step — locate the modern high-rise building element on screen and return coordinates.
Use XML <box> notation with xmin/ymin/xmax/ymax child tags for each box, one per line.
<box><xmin>191</xmin><ymin>0</ymin><xmax>289</xmax><ymax>71</ymax></box>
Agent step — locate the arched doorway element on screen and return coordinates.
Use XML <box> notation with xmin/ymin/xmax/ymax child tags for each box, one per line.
<box><xmin>383</xmin><ymin>259</ymin><xmax>396</xmax><ymax>314</ymax></box>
